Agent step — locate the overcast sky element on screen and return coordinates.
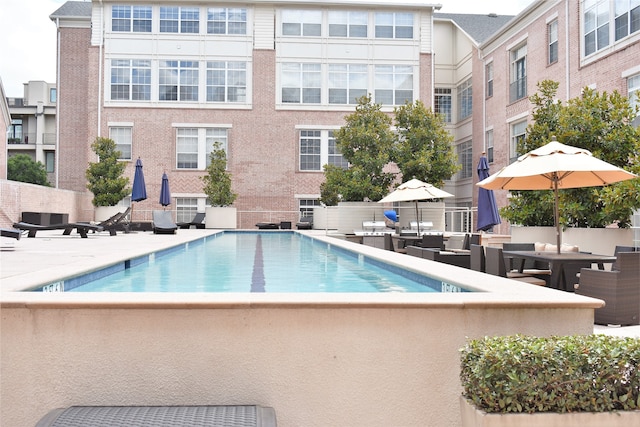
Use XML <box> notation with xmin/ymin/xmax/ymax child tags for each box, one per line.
<box><xmin>0</xmin><ymin>0</ymin><xmax>534</xmax><ymax>98</ymax></box>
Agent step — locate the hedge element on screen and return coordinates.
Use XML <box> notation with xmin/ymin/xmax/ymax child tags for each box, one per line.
<box><xmin>460</xmin><ymin>334</ymin><xmax>640</xmax><ymax>413</ymax></box>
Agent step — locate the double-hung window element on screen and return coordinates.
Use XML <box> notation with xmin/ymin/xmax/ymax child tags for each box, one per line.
<box><xmin>207</xmin><ymin>8</ymin><xmax>247</xmax><ymax>34</ymax></box>
<box><xmin>282</xmin><ymin>10</ymin><xmax>321</xmax><ymax>36</ymax></box>
<box><xmin>374</xmin><ymin>12</ymin><xmax>413</xmax><ymax>38</ymax></box>
<box><xmin>328</xmin><ymin>11</ymin><xmax>367</xmax><ymax>37</ymax></box>
<box><xmin>584</xmin><ymin>0</ymin><xmax>610</xmax><ymax>55</ymax></box>
<box><xmin>160</xmin><ymin>7</ymin><xmax>199</xmax><ymax>33</ymax></box>
<box><xmin>176</xmin><ymin>198</ymin><xmax>199</xmax><ymax>224</ymax></box>
<box><xmin>457</xmin><ymin>141</ymin><xmax>473</xmax><ymax>179</ymax></box>
<box><xmin>614</xmin><ymin>0</ymin><xmax>640</xmax><ymax>41</ymax></box>
<box><xmin>112</xmin><ymin>5</ymin><xmax>152</xmax><ymax>32</ymax></box>
<box><xmin>109</xmin><ymin>126</ymin><xmax>132</xmax><ymax>160</ymax></box>
<box><xmin>206</xmin><ymin>61</ymin><xmax>246</xmax><ymax>103</ymax></box>
<box><xmin>434</xmin><ymin>88</ymin><xmax>452</xmax><ymax>123</ymax></box>
<box><xmin>548</xmin><ymin>20</ymin><xmax>558</xmax><ymax>64</ymax></box>
<box><xmin>629</xmin><ymin>74</ymin><xmax>640</xmax><ymax>125</ymax></box>
<box><xmin>299</xmin><ymin>130</ymin><xmax>346</xmax><ymax>171</ymax></box>
<box><xmin>177</xmin><ymin>128</ymin><xmax>229</xmax><ymax>170</ymax></box>
<box><xmin>485</xmin><ymin>129</ymin><xmax>494</xmax><ymax>163</ymax></box>
<box><xmin>510</xmin><ymin>44</ymin><xmax>527</xmax><ymax>102</ymax></box>
<box><xmin>374</xmin><ymin>65</ymin><xmax>413</xmax><ymax>105</ymax></box>
<box><xmin>159</xmin><ymin>61</ymin><xmax>199</xmax><ymax>102</ymax></box>
<box><xmin>457</xmin><ymin>78</ymin><xmax>472</xmax><ymax>121</ymax></box>
<box><xmin>328</xmin><ymin>64</ymin><xmax>367</xmax><ymax>104</ymax></box>
<box><xmin>486</xmin><ymin>63</ymin><xmax>493</xmax><ymax>98</ymax></box>
<box><xmin>281</xmin><ymin>63</ymin><xmax>321</xmax><ymax>104</ymax></box>
<box><xmin>510</xmin><ymin>121</ymin><xmax>527</xmax><ymax>161</ymax></box>
<box><xmin>111</xmin><ymin>59</ymin><xmax>151</xmax><ymax>101</ymax></box>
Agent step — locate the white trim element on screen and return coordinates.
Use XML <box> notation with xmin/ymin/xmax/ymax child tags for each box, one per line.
<box><xmin>295</xmin><ymin>194</ymin><xmax>321</xmax><ymax>199</ymax></box>
<box><xmin>295</xmin><ymin>124</ymin><xmax>341</xmax><ymax>130</ymax></box>
<box><xmin>108</xmin><ymin>122</ymin><xmax>134</xmax><ymax>127</ymax></box>
<box><xmin>505</xmin><ymin>111</ymin><xmax>529</xmax><ymax>123</ymax></box>
<box><xmin>172</xmin><ymin>123</ymin><xmax>232</xmax><ymax>128</ymax></box>
<box><xmin>622</xmin><ymin>66</ymin><xmax>640</xmax><ymax>79</ymax></box>
<box><xmin>505</xmin><ymin>33</ymin><xmax>528</xmax><ymax>51</ymax></box>
<box><xmin>545</xmin><ymin>11</ymin><xmax>558</xmax><ymax>24</ymax></box>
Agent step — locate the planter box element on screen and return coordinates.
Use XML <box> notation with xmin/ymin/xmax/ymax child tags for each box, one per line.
<box><xmin>460</xmin><ymin>396</ymin><xmax>639</xmax><ymax>427</ymax></box>
<box><xmin>205</xmin><ymin>206</ymin><xmax>237</xmax><ymax>229</ymax></box>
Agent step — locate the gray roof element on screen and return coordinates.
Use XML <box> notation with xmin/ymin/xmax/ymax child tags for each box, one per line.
<box><xmin>435</xmin><ymin>13</ymin><xmax>515</xmax><ymax>44</ymax></box>
<box><xmin>50</xmin><ymin>1</ymin><xmax>92</xmax><ymax>19</ymax></box>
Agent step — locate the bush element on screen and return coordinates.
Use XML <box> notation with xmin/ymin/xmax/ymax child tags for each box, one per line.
<box><xmin>460</xmin><ymin>335</ymin><xmax>640</xmax><ymax>413</ymax></box>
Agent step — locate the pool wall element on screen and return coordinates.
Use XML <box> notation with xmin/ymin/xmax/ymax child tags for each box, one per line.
<box><xmin>0</xmin><ymin>231</ymin><xmax>602</xmax><ymax>427</ymax></box>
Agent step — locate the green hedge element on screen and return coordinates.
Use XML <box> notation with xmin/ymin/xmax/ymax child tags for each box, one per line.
<box><xmin>460</xmin><ymin>334</ymin><xmax>640</xmax><ymax>413</ymax></box>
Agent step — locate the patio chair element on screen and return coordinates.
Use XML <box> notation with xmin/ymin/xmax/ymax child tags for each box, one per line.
<box><xmin>177</xmin><ymin>212</ymin><xmax>206</xmax><ymax>229</ymax></box>
<box><xmin>1</xmin><ymin>228</ymin><xmax>21</xmax><ymax>240</ymax></box>
<box><xmin>36</xmin><ymin>405</ymin><xmax>277</xmax><ymax>427</ymax></box>
<box><xmin>296</xmin><ymin>216</ymin><xmax>313</xmax><ymax>229</ymax></box>
<box><xmin>407</xmin><ymin>246</ymin><xmax>470</xmax><ymax>268</ymax></box>
<box><xmin>502</xmin><ymin>242</ymin><xmax>551</xmax><ymax>276</ymax></box>
<box><xmin>485</xmin><ymin>246</ymin><xmax>546</xmax><ymax>286</ymax></box>
<box><xmin>81</xmin><ymin>207</ymin><xmax>131</xmax><ymax>236</ymax></box>
<box><xmin>417</xmin><ymin>234</ymin><xmax>445</xmax><ymax>250</ymax></box>
<box><xmin>612</xmin><ymin>245</ymin><xmax>637</xmax><ymax>270</ymax></box>
<box><xmin>470</xmin><ymin>244</ymin><xmax>485</xmax><ymax>272</ymax></box>
<box><xmin>575</xmin><ymin>252</ymin><xmax>640</xmax><ymax>325</ymax></box>
<box><xmin>12</xmin><ymin>221</ymin><xmax>103</xmax><ymax>238</ymax></box>
<box><xmin>152</xmin><ymin>210</ymin><xmax>177</xmax><ymax>234</ymax></box>
<box><xmin>384</xmin><ymin>233</ymin><xmax>406</xmax><ymax>254</ymax></box>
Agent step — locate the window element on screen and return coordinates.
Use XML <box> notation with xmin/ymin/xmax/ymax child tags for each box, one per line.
<box><xmin>207</xmin><ymin>8</ymin><xmax>247</xmax><ymax>34</ymax></box>
<box><xmin>374</xmin><ymin>65</ymin><xmax>413</xmax><ymax>105</ymax></box>
<box><xmin>457</xmin><ymin>78</ymin><xmax>472</xmax><ymax>121</ymax></box>
<box><xmin>109</xmin><ymin>126</ymin><xmax>132</xmax><ymax>160</ymax></box>
<box><xmin>510</xmin><ymin>44</ymin><xmax>527</xmax><ymax>102</ymax></box>
<box><xmin>328</xmin><ymin>64</ymin><xmax>367</xmax><ymax>104</ymax></box>
<box><xmin>614</xmin><ymin>0</ymin><xmax>640</xmax><ymax>41</ymax></box>
<box><xmin>111</xmin><ymin>59</ymin><xmax>151</xmax><ymax>101</ymax></box>
<box><xmin>510</xmin><ymin>121</ymin><xmax>527</xmax><ymax>160</ymax></box>
<box><xmin>629</xmin><ymin>74</ymin><xmax>640</xmax><ymax>125</ymax></box>
<box><xmin>160</xmin><ymin>7</ymin><xmax>199</xmax><ymax>34</ymax></box>
<box><xmin>176</xmin><ymin>198</ymin><xmax>198</xmax><ymax>223</ymax></box>
<box><xmin>548</xmin><ymin>20</ymin><xmax>558</xmax><ymax>64</ymax></box>
<box><xmin>584</xmin><ymin>0</ymin><xmax>610</xmax><ymax>55</ymax></box>
<box><xmin>299</xmin><ymin>199</ymin><xmax>321</xmax><ymax>219</ymax></box>
<box><xmin>299</xmin><ymin>130</ymin><xmax>346</xmax><ymax>171</ymax></box>
<box><xmin>282</xmin><ymin>10</ymin><xmax>321</xmax><ymax>36</ymax></box>
<box><xmin>49</xmin><ymin>88</ymin><xmax>56</xmax><ymax>103</ymax></box>
<box><xmin>9</xmin><ymin>119</ymin><xmax>22</xmax><ymax>142</ymax></box>
<box><xmin>486</xmin><ymin>63</ymin><xmax>493</xmax><ymax>98</ymax></box>
<box><xmin>176</xmin><ymin>128</ymin><xmax>229</xmax><ymax>170</ymax></box>
<box><xmin>159</xmin><ymin>61</ymin><xmax>199</xmax><ymax>102</ymax></box>
<box><xmin>457</xmin><ymin>141</ymin><xmax>472</xmax><ymax>179</ymax></box>
<box><xmin>281</xmin><ymin>63</ymin><xmax>321</xmax><ymax>104</ymax></box>
<box><xmin>434</xmin><ymin>88</ymin><xmax>452</xmax><ymax>123</ymax></box>
<box><xmin>486</xmin><ymin>129</ymin><xmax>494</xmax><ymax>163</ymax></box>
<box><xmin>206</xmin><ymin>61</ymin><xmax>246</xmax><ymax>102</ymax></box>
<box><xmin>328</xmin><ymin>11</ymin><xmax>367</xmax><ymax>37</ymax></box>
<box><xmin>112</xmin><ymin>5</ymin><xmax>152</xmax><ymax>32</ymax></box>
<box><xmin>374</xmin><ymin>12</ymin><xmax>413</xmax><ymax>38</ymax></box>
<box><xmin>45</xmin><ymin>152</ymin><xmax>55</xmax><ymax>173</ymax></box>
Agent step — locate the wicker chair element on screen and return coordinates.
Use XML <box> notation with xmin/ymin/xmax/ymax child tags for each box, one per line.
<box><xmin>575</xmin><ymin>251</ymin><xmax>640</xmax><ymax>326</ymax></box>
<box><xmin>485</xmin><ymin>246</ymin><xmax>546</xmax><ymax>286</ymax></box>
<box><xmin>470</xmin><ymin>244</ymin><xmax>485</xmax><ymax>273</ymax></box>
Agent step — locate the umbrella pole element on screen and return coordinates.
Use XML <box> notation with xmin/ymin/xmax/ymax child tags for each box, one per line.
<box><xmin>554</xmin><ymin>177</ymin><xmax>561</xmax><ymax>254</ymax></box>
<box><xmin>415</xmin><ymin>201</ymin><xmax>420</xmax><ymax>235</ymax></box>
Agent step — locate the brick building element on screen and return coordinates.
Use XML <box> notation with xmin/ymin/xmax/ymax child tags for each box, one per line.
<box><xmin>48</xmin><ymin>1</ymin><xmax>639</xmax><ymax>230</ymax></box>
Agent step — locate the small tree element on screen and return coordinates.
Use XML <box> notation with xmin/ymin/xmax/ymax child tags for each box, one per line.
<box><xmin>85</xmin><ymin>137</ymin><xmax>130</xmax><ymax>207</ymax></box>
<box><xmin>7</xmin><ymin>154</ymin><xmax>51</xmax><ymax>186</ymax></box>
<box><xmin>320</xmin><ymin>95</ymin><xmax>396</xmax><ymax>204</ymax></box>
<box><xmin>201</xmin><ymin>141</ymin><xmax>237</xmax><ymax>206</ymax></box>
<box><xmin>394</xmin><ymin>100</ymin><xmax>459</xmax><ymax>188</ymax></box>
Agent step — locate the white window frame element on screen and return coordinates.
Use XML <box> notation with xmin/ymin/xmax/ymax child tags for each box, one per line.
<box><xmin>160</xmin><ymin>6</ymin><xmax>199</xmax><ymax>34</ymax></box>
<box><xmin>175</xmin><ymin>125</ymin><xmax>230</xmax><ymax>170</ymax></box>
<box><xmin>434</xmin><ymin>88</ymin><xmax>452</xmax><ymax>123</ymax></box>
<box><xmin>298</xmin><ymin>129</ymin><xmax>346</xmax><ymax>172</ymax></box>
<box><xmin>583</xmin><ymin>0</ymin><xmax>610</xmax><ymax>56</ymax></box>
<box><xmin>457</xmin><ymin>140</ymin><xmax>473</xmax><ymax>180</ymax></box>
<box><xmin>176</xmin><ymin>198</ymin><xmax>199</xmax><ymax>223</ymax></box>
<box><xmin>374</xmin><ymin>12</ymin><xmax>413</xmax><ymax>39</ymax></box>
<box><xmin>328</xmin><ymin>11</ymin><xmax>368</xmax><ymax>38</ymax></box>
<box><xmin>109</xmin><ymin>124</ymin><xmax>133</xmax><ymax>161</ymax></box>
<box><xmin>111</xmin><ymin>5</ymin><xmax>152</xmax><ymax>33</ymax></box>
<box><xmin>374</xmin><ymin>65</ymin><xmax>413</xmax><ymax>106</ymax></box>
<box><xmin>282</xmin><ymin>10</ymin><xmax>322</xmax><ymax>36</ymax></box>
<box><xmin>281</xmin><ymin>63</ymin><xmax>322</xmax><ymax>104</ymax></box>
<box><xmin>510</xmin><ymin>44</ymin><xmax>527</xmax><ymax>102</ymax></box>
<box><xmin>110</xmin><ymin>59</ymin><xmax>152</xmax><ymax>101</ymax></box>
<box><xmin>328</xmin><ymin>64</ymin><xmax>368</xmax><ymax>105</ymax></box>
<box><xmin>457</xmin><ymin>78</ymin><xmax>472</xmax><ymax>121</ymax></box>
<box><xmin>206</xmin><ymin>61</ymin><xmax>247</xmax><ymax>103</ymax></box>
<box><xmin>298</xmin><ymin>199</ymin><xmax>321</xmax><ymax>219</ymax></box>
<box><xmin>159</xmin><ymin>60</ymin><xmax>199</xmax><ymax>102</ymax></box>
<box><xmin>485</xmin><ymin>129</ymin><xmax>494</xmax><ymax>163</ymax></box>
<box><xmin>510</xmin><ymin>120</ymin><xmax>527</xmax><ymax>161</ymax></box>
<box><xmin>548</xmin><ymin>20</ymin><xmax>559</xmax><ymax>64</ymax></box>
<box><xmin>207</xmin><ymin>7</ymin><xmax>247</xmax><ymax>35</ymax></box>
<box><xmin>485</xmin><ymin>62</ymin><xmax>493</xmax><ymax>98</ymax></box>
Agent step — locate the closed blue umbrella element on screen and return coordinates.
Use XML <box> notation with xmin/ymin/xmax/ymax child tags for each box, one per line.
<box><xmin>131</xmin><ymin>158</ymin><xmax>147</xmax><ymax>202</ymax></box>
<box><xmin>159</xmin><ymin>172</ymin><xmax>171</xmax><ymax>209</ymax></box>
<box><xmin>476</xmin><ymin>155</ymin><xmax>501</xmax><ymax>232</ymax></box>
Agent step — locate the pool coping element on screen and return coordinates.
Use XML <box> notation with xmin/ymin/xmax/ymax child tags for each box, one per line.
<box><xmin>0</xmin><ymin>229</ymin><xmax>603</xmax><ymax>310</ymax></box>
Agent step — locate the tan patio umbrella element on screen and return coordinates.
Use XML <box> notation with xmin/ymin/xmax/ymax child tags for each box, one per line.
<box><xmin>477</xmin><ymin>137</ymin><xmax>638</xmax><ymax>253</ymax></box>
<box><xmin>378</xmin><ymin>178</ymin><xmax>454</xmax><ymax>234</ymax></box>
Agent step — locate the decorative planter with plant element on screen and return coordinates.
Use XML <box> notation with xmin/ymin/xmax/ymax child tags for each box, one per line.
<box><xmin>459</xmin><ymin>334</ymin><xmax>640</xmax><ymax>426</ymax></box>
<box><xmin>85</xmin><ymin>137</ymin><xmax>130</xmax><ymax>221</ymax></box>
<box><xmin>201</xmin><ymin>141</ymin><xmax>237</xmax><ymax>229</ymax></box>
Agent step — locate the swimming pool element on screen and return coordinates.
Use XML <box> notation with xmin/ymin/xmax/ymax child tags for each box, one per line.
<box><xmin>35</xmin><ymin>231</ymin><xmax>467</xmax><ymax>293</ymax></box>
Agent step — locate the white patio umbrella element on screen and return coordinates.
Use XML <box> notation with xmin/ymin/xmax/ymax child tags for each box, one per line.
<box><xmin>378</xmin><ymin>178</ymin><xmax>454</xmax><ymax>234</ymax></box>
<box><xmin>477</xmin><ymin>137</ymin><xmax>638</xmax><ymax>253</ymax></box>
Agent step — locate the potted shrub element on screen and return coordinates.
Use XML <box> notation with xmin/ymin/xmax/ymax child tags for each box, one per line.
<box><xmin>459</xmin><ymin>334</ymin><xmax>640</xmax><ymax>426</ymax></box>
<box><xmin>201</xmin><ymin>141</ymin><xmax>237</xmax><ymax>229</ymax></box>
<box><xmin>85</xmin><ymin>137</ymin><xmax>130</xmax><ymax>221</ymax></box>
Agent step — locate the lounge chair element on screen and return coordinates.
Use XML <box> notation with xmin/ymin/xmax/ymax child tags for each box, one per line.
<box><xmin>177</xmin><ymin>212</ymin><xmax>206</xmax><ymax>229</ymax></box>
<box><xmin>152</xmin><ymin>210</ymin><xmax>177</xmax><ymax>234</ymax></box>
<box><xmin>1</xmin><ymin>228</ymin><xmax>21</xmax><ymax>240</ymax></box>
<box><xmin>485</xmin><ymin>246</ymin><xmax>546</xmax><ymax>286</ymax></box>
<box><xmin>12</xmin><ymin>222</ymin><xmax>103</xmax><ymax>238</ymax></box>
<box><xmin>296</xmin><ymin>216</ymin><xmax>313</xmax><ymax>230</ymax></box>
<box><xmin>80</xmin><ymin>207</ymin><xmax>131</xmax><ymax>236</ymax></box>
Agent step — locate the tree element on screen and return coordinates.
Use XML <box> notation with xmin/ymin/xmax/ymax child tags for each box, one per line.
<box><xmin>7</xmin><ymin>154</ymin><xmax>51</xmax><ymax>186</ymax></box>
<box><xmin>320</xmin><ymin>95</ymin><xmax>396</xmax><ymax>204</ymax></box>
<box><xmin>201</xmin><ymin>141</ymin><xmax>237</xmax><ymax>206</ymax></box>
<box><xmin>394</xmin><ymin>100</ymin><xmax>459</xmax><ymax>188</ymax></box>
<box><xmin>501</xmin><ymin>80</ymin><xmax>640</xmax><ymax>228</ymax></box>
<box><xmin>85</xmin><ymin>137</ymin><xmax>130</xmax><ymax>207</ymax></box>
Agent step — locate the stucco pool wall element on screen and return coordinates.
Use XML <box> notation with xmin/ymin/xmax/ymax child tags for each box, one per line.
<box><xmin>0</xmin><ymin>230</ymin><xmax>602</xmax><ymax>427</ymax></box>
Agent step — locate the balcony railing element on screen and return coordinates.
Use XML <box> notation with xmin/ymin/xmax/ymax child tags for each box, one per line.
<box><xmin>6</xmin><ymin>133</ymin><xmax>57</xmax><ymax>145</ymax></box>
<box><xmin>509</xmin><ymin>76</ymin><xmax>527</xmax><ymax>102</ymax></box>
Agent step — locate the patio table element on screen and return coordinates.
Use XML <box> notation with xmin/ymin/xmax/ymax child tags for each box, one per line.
<box><xmin>502</xmin><ymin>250</ymin><xmax>616</xmax><ymax>292</ymax></box>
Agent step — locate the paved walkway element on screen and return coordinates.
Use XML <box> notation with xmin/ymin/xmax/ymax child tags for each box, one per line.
<box><xmin>1</xmin><ymin>229</ymin><xmax>638</xmax><ymax>338</ymax></box>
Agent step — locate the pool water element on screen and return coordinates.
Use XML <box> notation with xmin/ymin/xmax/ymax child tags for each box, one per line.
<box><xmin>43</xmin><ymin>232</ymin><xmax>467</xmax><ymax>293</ymax></box>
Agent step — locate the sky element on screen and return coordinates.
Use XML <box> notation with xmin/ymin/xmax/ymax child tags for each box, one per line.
<box><xmin>0</xmin><ymin>0</ymin><xmax>534</xmax><ymax>98</ymax></box>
